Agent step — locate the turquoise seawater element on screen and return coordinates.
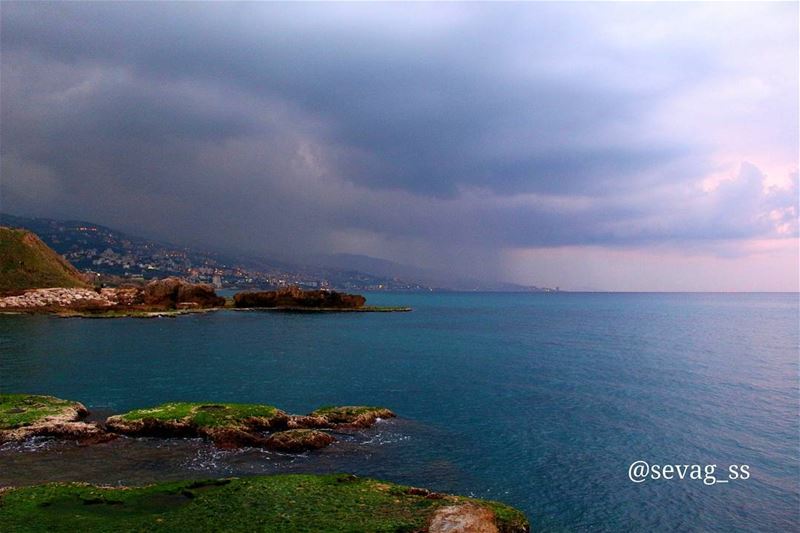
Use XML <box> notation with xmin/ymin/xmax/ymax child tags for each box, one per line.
<box><xmin>1</xmin><ymin>292</ymin><xmax>798</xmax><ymax>531</ymax></box>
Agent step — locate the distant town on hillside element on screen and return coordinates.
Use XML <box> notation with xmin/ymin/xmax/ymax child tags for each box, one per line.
<box><xmin>0</xmin><ymin>214</ymin><xmax>556</xmax><ymax>292</ymax></box>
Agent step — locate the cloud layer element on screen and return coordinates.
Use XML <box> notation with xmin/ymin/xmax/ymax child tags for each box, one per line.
<box><xmin>1</xmin><ymin>2</ymin><xmax>797</xmax><ymax>288</ymax></box>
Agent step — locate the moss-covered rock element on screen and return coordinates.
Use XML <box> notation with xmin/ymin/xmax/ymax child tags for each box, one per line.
<box><xmin>0</xmin><ymin>474</ymin><xmax>530</xmax><ymax>532</ymax></box>
<box><xmin>265</xmin><ymin>429</ymin><xmax>336</xmax><ymax>452</ymax></box>
<box><xmin>309</xmin><ymin>405</ymin><xmax>396</xmax><ymax>428</ymax></box>
<box><xmin>0</xmin><ymin>394</ymin><xmax>112</xmax><ymax>445</ymax></box>
<box><xmin>105</xmin><ymin>402</ymin><xmax>396</xmax><ymax>449</ymax></box>
<box><xmin>105</xmin><ymin>402</ymin><xmax>290</xmax><ymax>448</ymax></box>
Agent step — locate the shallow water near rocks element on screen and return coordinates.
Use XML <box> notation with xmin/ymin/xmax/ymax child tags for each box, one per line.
<box><xmin>1</xmin><ymin>292</ymin><xmax>798</xmax><ymax>531</ymax></box>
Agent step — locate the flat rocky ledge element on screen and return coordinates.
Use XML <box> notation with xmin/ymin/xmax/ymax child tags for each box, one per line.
<box><xmin>0</xmin><ymin>474</ymin><xmax>530</xmax><ymax>532</ymax></box>
<box><xmin>2</xmin><ymin>395</ymin><xmax>395</xmax><ymax>452</ymax></box>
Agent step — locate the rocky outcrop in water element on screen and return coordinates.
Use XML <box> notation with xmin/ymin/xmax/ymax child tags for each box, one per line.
<box><xmin>144</xmin><ymin>277</ymin><xmax>225</xmax><ymax>309</ymax></box>
<box><xmin>302</xmin><ymin>406</ymin><xmax>396</xmax><ymax>428</ymax></box>
<box><xmin>0</xmin><ymin>394</ymin><xmax>115</xmax><ymax>446</ymax></box>
<box><xmin>105</xmin><ymin>402</ymin><xmax>394</xmax><ymax>450</ymax></box>
<box><xmin>0</xmin><ymin>279</ymin><xmax>224</xmax><ymax>313</ymax></box>
<box><xmin>233</xmin><ymin>286</ymin><xmax>366</xmax><ymax>309</ymax></box>
<box><xmin>2</xmin><ymin>395</ymin><xmax>395</xmax><ymax>452</ymax></box>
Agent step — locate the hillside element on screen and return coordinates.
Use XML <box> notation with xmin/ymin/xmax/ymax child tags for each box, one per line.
<box><xmin>0</xmin><ymin>214</ymin><xmax>428</xmax><ymax>291</ymax></box>
<box><xmin>0</xmin><ymin>227</ymin><xmax>88</xmax><ymax>294</ymax></box>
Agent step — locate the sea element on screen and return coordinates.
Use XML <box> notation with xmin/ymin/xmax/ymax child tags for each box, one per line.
<box><xmin>0</xmin><ymin>292</ymin><xmax>797</xmax><ymax>531</ymax></box>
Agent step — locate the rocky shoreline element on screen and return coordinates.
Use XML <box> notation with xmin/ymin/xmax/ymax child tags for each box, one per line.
<box><xmin>0</xmin><ymin>394</ymin><xmax>395</xmax><ymax>452</ymax></box>
<box><xmin>0</xmin><ymin>283</ymin><xmax>410</xmax><ymax>316</ymax></box>
<box><xmin>1</xmin><ymin>396</ymin><xmax>531</xmax><ymax>529</ymax></box>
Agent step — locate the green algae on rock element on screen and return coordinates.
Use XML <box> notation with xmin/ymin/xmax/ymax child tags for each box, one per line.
<box><xmin>2</xmin><ymin>397</ymin><xmax>397</xmax><ymax>451</ymax></box>
<box><xmin>105</xmin><ymin>402</ymin><xmax>290</xmax><ymax>449</ymax></box>
<box><xmin>106</xmin><ymin>402</ymin><xmax>396</xmax><ymax>449</ymax></box>
<box><xmin>0</xmin><ymin>394</ymin><xmax>111</xmax><ymax>445</ymax></box>
<box><xmin>0</xmin><ymin>474</ymin><xmax>530</xmax><ymax>532</ymax></box>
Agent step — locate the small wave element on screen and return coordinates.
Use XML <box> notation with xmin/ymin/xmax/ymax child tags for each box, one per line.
<box><xmin>183</xmin><ymin>446</ymin><xmax>235</xmax><ymax>474</ymax></box>
<box><xmin>0</xmin><ymin>437</ymin><xmax>60</xmax><ymax>453</ymax></box>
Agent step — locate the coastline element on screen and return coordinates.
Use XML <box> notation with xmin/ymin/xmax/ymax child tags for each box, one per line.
<box><xmin>0</xmin><ymin>305</ymin><xmax>411</xmax><ymax>319</ymax></box>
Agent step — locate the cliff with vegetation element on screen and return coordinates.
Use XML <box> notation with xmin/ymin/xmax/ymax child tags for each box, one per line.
<box><xmin>0</xmin><ymin>227</ymin><xmax>89</xmax><ymax>294</ymax></box>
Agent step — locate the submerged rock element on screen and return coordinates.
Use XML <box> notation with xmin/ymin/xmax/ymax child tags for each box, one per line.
<box><xmin>233</xmin><ymin>286</ymin><xmax>366</xmax><ymax>309</ymax></box>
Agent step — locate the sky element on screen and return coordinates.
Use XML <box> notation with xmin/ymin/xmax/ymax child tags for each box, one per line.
<box><xmin>1</xmin><ymin>2</ymin><xmax>798</xmax><ymax>291</ymax></box>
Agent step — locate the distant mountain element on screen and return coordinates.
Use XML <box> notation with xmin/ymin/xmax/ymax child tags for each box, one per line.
<box><xmin>0</xmin><ymin>226</ymin><xmax>89</xmax><ymax>293</ymax></box>
<box><xmin>311</xmin><ymin>253</ymin><xmax>554</xmax><ymax>292</ymax></box>
<box><xmin>309</xmin><ymin>253</ymin><xmax>439</xmax><ymax>283</ymax></box>
<box><xmin>0</xmin><ymin>214</ymin><xmax>554</xmax><ymax>292</ymax></box>
<box><xmin>0</xmin><ymin>214</ymin><xmax>429</xmax><ymax>291</ymax></box>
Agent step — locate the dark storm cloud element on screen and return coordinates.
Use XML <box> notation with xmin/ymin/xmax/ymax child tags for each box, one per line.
<box><xmin>1</xmin><ymin>2</ymin><xmax>797</xmax><ymax>277</ymax></box>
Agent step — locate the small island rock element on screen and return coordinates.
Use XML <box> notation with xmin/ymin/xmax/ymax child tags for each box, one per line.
<box><xmin>233</xmin><ymin>286</ymin><xmax>366</xmax><ymax>309</ymax></box>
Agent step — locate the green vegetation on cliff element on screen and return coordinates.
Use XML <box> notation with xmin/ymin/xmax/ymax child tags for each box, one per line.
<box><xmin>0</xmin><ymin>227</ymin><xmax>88</xmax><ymax>293</ymax></box>
<box><xmin>0</xmin><ymin>474</ymin><xmax>530</xmax><ymax>532</ymax></box>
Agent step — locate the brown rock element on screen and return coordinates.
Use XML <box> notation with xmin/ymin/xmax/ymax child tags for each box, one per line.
<box><xmin>310</xmin><ymin>406</ymin><xmax>396</xmax><ymax>428</ymax></box>
<box><xmin>203</xmin><ymin>427</ymin><xmax>271</xmax><ymax>449</ymax></box>
<box><xmin>176</xmin><ymin>283</ymin><xmax>225</xmax><ymax>307</ymax></box>
<box><xmin>287</xmin><ymin>415</ymin><xmax>332</xmax><ymax>429</ymax></box>
<box><xmin>265</xmin><ymin>429</ymin><xmax>335</xmax><ymax>452</ymax></box>
<box><xmin>143</xmin><ymin>277</ymin><xmax>224</xmax><ymax>308</ymax></box>
<box><xmin>233</xmin><ymin>287</ymin><xmax>366</xmax><ymax>309</ymax></box>
<box><xmin>40</xmin><ymin>422</ymin><xmax>118</xmax><ymax>446</ymax></box>
<box><xmin>428</xmin><ymin>504</ymin><xmax>500</xmax><ymax>533</ymax></box>
<box><xmin>143</xmin><ymin>277</ymin><xmax>183</xmax><ymax>306</ymax></box>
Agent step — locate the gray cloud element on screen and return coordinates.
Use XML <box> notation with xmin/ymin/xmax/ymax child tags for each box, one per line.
<box><xmin>1</xmin><ymin>2</ymin><xmax>797</xmax><ymax>284</ymax></box>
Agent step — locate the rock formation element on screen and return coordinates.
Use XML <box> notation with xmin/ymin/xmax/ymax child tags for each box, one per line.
<box><xmin>0</xmin><ymin>279</ymin><xmax>225</xmax><ymax>313</ymax></box>
<box><xmin>106</xmin><ymin>402</ymin><xmax>393</xmax><ymax>450</ymax></box>
<box><xmin>264</xmin><ymin>429</ymin><xmax>336</xmax><ymax>452</ymax></box>
<box><xmin>233</xmin><ymin>286</ymin><xmax>366</xmax><ymax>309</ymax></box>
<box><xmin>428</xmin><ymin>503</ymin><xmax>501</xmax><ymax>533</ymax></box>
<box><xmin>0</xmin><ymin>394</ymin><xmax>114</xmax><ymax>446</ymax></box>
<box><xmin>144</xmin><ymin>277</ymin><xmax>225</xmax><ymax>308</ymax></box>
